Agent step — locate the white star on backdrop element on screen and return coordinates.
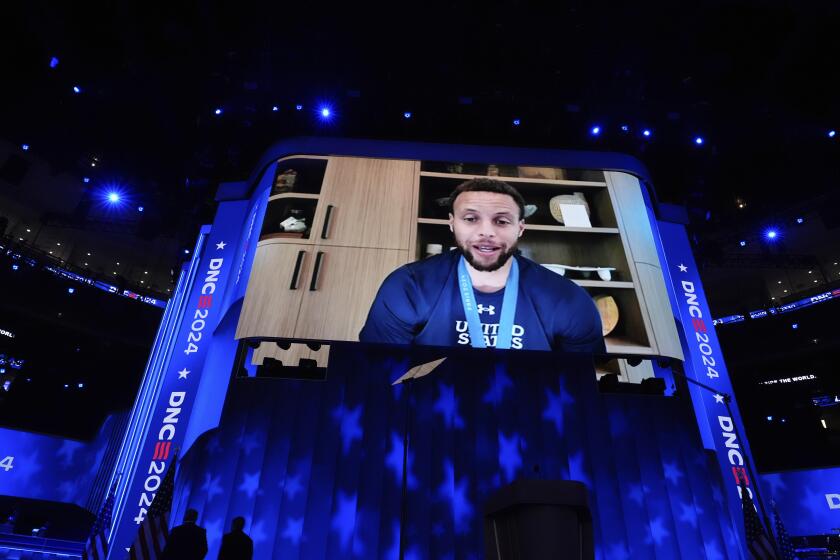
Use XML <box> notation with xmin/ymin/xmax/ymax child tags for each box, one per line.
<box><xmin>216</xmin><ymin>241</ymin><xmax>226</xmax><ymax>250</ymax></box>
<box><xmin>178</xmin><ymin>368</ymin><xmax>190</xmax><ymax>379</ymax></box>
<box><xmin>678</xmin><ymin>264</ymin><xmax>688</xmax><ymax>272</ymax></box>
<box><xmin>714</xmin><ymin>394</ymin><xmax>725</xmax><ymax>404</ymax></box>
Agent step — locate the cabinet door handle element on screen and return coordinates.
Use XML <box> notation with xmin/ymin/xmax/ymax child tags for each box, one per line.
<box><xmin>290</xmin><ymin>250</ymin><xmax>306</xmax><ymax>290</ymax></box>
<box><xmin>321</xmin><ymin>205</ymin><xmax>334</xmax><ymax>239</ymax></box>
<box><xmin>309</xmin><ymin>251</ymin><xmax>325</xmax><ymax>291</ymax></box>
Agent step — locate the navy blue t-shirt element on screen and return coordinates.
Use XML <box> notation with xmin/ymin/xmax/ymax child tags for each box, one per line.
<box><xmin>359</xmin><ymin>251</ymin><xmax>605</xmax><ymax>353</ymax></box>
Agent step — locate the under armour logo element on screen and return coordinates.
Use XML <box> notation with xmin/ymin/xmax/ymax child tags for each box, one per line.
<box><xmin>477</xmin><ymin>304</ymin><xmax>495</xmax><ymax>315</ymax></box>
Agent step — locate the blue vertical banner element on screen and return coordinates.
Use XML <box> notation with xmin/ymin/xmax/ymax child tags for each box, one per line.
<box><xmin>658</xmin><ymin>220</ymin><xmax>759</xmax><ymax>552</ymax></box>
<box><xmin>109</xmin><ymin>202</ymin><xmax>244</xmax><ymax>558</ymax></box>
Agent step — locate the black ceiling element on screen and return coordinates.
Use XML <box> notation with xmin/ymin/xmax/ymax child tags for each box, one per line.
<box><xmin>4</xmin><ymin>1</ymin><xmax>840</xmax><ymax>237</ymax></box>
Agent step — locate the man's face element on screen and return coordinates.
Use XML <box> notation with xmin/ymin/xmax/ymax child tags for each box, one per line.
<box><xmin>449</xmin><ymin>191</ymin><xmax>525</xmax><ymax>272</ymax></box>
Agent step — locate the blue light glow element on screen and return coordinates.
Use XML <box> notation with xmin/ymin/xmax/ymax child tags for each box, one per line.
<box><xmin>739</xmin><ymin>240</ymin><xmax>746</xmax><ymax>247</ymax></box>
<box><xmin>73</xmin><ymin>86</ymin><xmax>81</xmax><ymax>94</ymax></box>
<box><xmin>796</xmin><ymin>217</ymin><xmax>804</xmax><ymax>224</ymax></box>
<box><xmin>83</xmin><ymin>177</ymin><xmax>90</xmax><ymax>183</ymax></box>
<box><xmin>11</xmin><ymin>264</ymin><xmax>19</xmax><ymax>271</ymax></box>
<box><xmin>792</xmin><ymin>323</ymin><xmax>799</xmax><ymax>329</ymax></box>
<box><xmin>765</xmin><ymin>229</ymin><xmax>778</xmax><ymax>240</ymax></box>
<box><xmin>829</xmin><ymin>130</ymin><xmax>836</xmax><ymax>138</ymax></box>
<box><xmin>78</xmin><ymin>383</ymin><xmax>84</xmax><ymax>388</ymax></box>
<box><xmin>184</xmin><ymin>249</ymin><xmax>190</xmax><ymax>254</ymax></box>
<box><xmin>137</xmin><ymin>206</ymin><xmax>144</xmax><ymax>212</ymax></box>
<box><xmin>272</xmin><ymin>106</ymin><xmax>279</xmax><ymax>112</ymax></box>
<box><xmin>642</xmin><ymin>129</ymin><xmax>652</xmax><ymax>137</ymax></box>
<box><xmin>214</xmin><ymin>108</ymin><xmax>222</xmax><ymax>115</ymax></box>
<box><xmin>621</xmin><ymin>125</ymin><xmax>629</xmax><ymax>132</ymax></box>
<box><xmin>403</xmin><ymin>112</ymin><xmax>412</xmax><ymax>119</ymax></box>
<box><xmin>513</xmin><ymin>119</ymin><xmax>521</xmax><ymax>126</ymax></box>
<box><xmin>766</xmin><ymin>416</ymin><xmax>773</xmax><ymax>421</ymax></box>
<box><xmin>68</xmin><ymin>288</ymin><xmax>75</xmax><ymax>294</ymax></box>
<box><xmin>49</xmin><ymin>57</ymin><xmax>59</xmax><ymax>68</ymax></box>
<box><xmin>108</xmin><ymin>192</ymin><xmax>121</xmax><ymax>203</ymax></box>
<box><xmin>21</xmin><ymin>144</ymin><xmax>29</xmax><ymax>151</ymax></box>
<box><xmin>320</xmin><ymin>107</ymin><xmax>331</xmax><ymax>118</ymax></box>
<box><xmin>590</xmin><ymin>126</ymin><xmax>601</xmax><ymax>136</ymax></box>
<box><xmin>295</xmin><ymin>104</ymin><xmax>303</xmax><ymax>111</ymax></box>
<box><xmin>694</xmin><ymin>136</ymin><xmax>704</xmax><ymax>145</ymax></box>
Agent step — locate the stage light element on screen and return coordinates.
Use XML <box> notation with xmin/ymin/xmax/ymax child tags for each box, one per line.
<box><xmin>64</xmin><ymin>384</ymin><xmax>69</xmax><ymax>388</ymax></box>
<box><xmin>590</xmin><ymin>125</ymin><xmax>601</xmax><ymax>136</ymax></box>
<box><xmin>83</xmin><ymin>177</ymin><xmax>90</xmax><ymax>183</ymax></box>
<box><xmin>86</xmin><ymin>252</ymin><xmax>91</xmax><ymax>256</ymax></box>
<box><xmin>78</xmin><ymin>383</ymin><xmax>84</xmax><ymax>388</ymax></box>
<box><xmin>403</xmin><ymin>112</ymin><xmax>412</xmax><ymax>119</ymax></box>
<box><xmin>67</xmin><ymin>288</ymin><xmax>74</xmax><ymax>294</ymax></box>
<box><xmin>184</xmin><ymin>249</ymin><xmax>190</xmax><ymax>254</ymax></box>
<box><xmin>73</xmin><ymin>86</ymin><xmax>81</xmax><ymax>94</ymax></box>
<box><xmin>21</xmin><ymin>144</ymin><xmax>29</xmax><ymax>151</ymax></box>
<box><xmin>26</xmin><ymin>228</ymin><xmax>30</xmax><ymax>232</ymax></box>
<box><xmin>739</xmin><ymin>240</ymin><xmax>746</xmax><ymax>247</ymax></box>
<box><xmin>642</xmin><ymin>129</ymin><xmax>652</xmax><ymax>137</ymax></box>
<box><xmin>781</xmin><ymin>418</ymin><xmax>786</xmax><ymax>423</ymax></box>
<box><xmin>621</xmin><ymin>125</ymin><xmax>629</xmax><ymax>132</ymax></box>
<box><xmin>766</xmin><ymin>416</ymin><xmax>773</xmax><ymax>421</ymax></box>
<box><xmin>49</xmin><ymin>57</ymin><xmax>59</xmax><ymax>68</ymax></box>
<box><xmin>796</xmin><ymin>217</ymin><xmax>804</xmax><ymax>224</ymax></box>
<box><xmin>513</xmin><ymin>119</ymin><xmax>521</xmax><ymax>126</ymax></box>
<box><xmin>107</xmin><ymin>192</ymin><xmax>120</xmax><ymax>203</ymax></box>
<box><xmin>272</xmin><ymin>106</ymin><xmax>279</xmax><ymax>112</ymax></box>
<box><xmin>295</xmin><ymin>104</ymin><xmax>303</xmax><ymax>111</ymax></box>
<box><xmin>792</xmin><ymin>323</ymin><xmax>798</xmax><ymax>329</ymax></box>
<box><xmin>214</xmin><ymin>108</ymin><xmax>223</xmax><ymax>115</ymax></box>
<box><xmin>694</xmin><ymin>136</ymin><xmax>704</xmax><ymax>145</ymax></box>
<box><xmin>808</xmin><ymin>270</ymin><xmax>812</xmax><ymax>274</ymax></box>
<box><xmin>765</xmin><ymin>229</ymin><xmax>778</xmax><ymax>240</ymax></box>
<box><xmin>11</xmin><ymin>264</ymin><xmax>18</xmax><ymax>271</ymax></box>
<box><xmin>319</xmin><ymin>106</ymin><xmax>332</xmax><ymax>119</ymax></box>
<box><xmin>137</xmin><ymin>206</ymin><xmax>144</xmax><ymax>212</ymax></box>
<box><xmin>56</xmin><ymin>242</ymin><xmax>60</xmax><ymax>246</ymax></box>
<box><xmin>829</xmin><ymin>130</ymin><xmax>836</xmax><ymax>138</ymax></box>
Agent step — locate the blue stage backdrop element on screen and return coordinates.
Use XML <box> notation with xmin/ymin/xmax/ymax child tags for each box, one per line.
<box><xmin>0</xmin><ymin>413</ymin><xmax>122</xmax><ymax>508</ymax></box>
<box><xmin>171</xmin><ymin>345</ymin><xmax>743</xmax><ymax>559</ymax></box>
<box><xmin>762</xmin><ymin>467</ymin><xmax>840</xmax><ymax>536</ymax></box>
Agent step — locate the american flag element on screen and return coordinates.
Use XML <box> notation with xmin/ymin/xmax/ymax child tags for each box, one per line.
<box><xmin>129</xmin><ymin>456</ymin><xmax>177</xmax><ymax>560</ymax></box>
<box><xmin>771</xmin><ymin>499</ymin><xmax>796</xmax><ymax>560</ymax></box>
<box><xmin>82</xmin><ymin>480</ymin><xmax>117</xmax><ymax>560</ymax></box>
<box><xmin>739</xmin><ymin>481</ymin><xmax>779</xmax><ymax>560</ymax></box>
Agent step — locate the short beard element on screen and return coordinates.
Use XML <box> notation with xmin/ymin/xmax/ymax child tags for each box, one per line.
<box><xmin>458</xmin><ymin>241</ymin><xmax>518</xmax><ymax>272</ymax></box>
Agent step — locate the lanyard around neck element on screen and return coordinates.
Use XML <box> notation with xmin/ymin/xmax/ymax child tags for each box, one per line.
<box><xmin>457</xmin><ymin>255</ymin><xmax>519</xmax><ymax>349</ymax></box>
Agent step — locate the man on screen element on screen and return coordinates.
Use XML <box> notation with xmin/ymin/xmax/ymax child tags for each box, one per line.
<box><xmin>359</xmin><ymin>178</ymin><xmax>605</xmax><ymax>352</ymax></box>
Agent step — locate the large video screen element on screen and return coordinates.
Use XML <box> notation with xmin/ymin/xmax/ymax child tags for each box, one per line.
<box><xmin>235</xmin><ymin>155</ymin><xmax>682</xmax><ymax>362</ymax></box>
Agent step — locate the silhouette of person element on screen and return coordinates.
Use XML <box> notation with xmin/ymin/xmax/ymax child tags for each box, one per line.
<box><xmin>162</xmin><ymin>508</ymin><xmax>208</xmax><ymax>560</ymax></box>
<box><xmin>218</xmin><ymin>516</ymin><xmax>254</xmax><ymax>560</ymax></box>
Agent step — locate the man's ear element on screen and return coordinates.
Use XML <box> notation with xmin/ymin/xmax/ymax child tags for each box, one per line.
<box><xmin>448</xmin><ymin>213</ymin><xmax>454</xmax><ymax>232</ymax></box>
<box><xmin>518</xmin><ymin>220</ymin><xmax>525</xmax><ymax>237</ymax></box>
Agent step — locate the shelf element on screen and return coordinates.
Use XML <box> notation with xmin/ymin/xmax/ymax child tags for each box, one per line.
<box><xmin>572</xmin><ymin>280</ymin><xmax>635</xmax><ymax>289</ymax></box>
<box><xmin>268</xmin><ymin>192</ymin><xmax>319</xmax><ymax>202</ymax></box>
<box><xmin>416</xmin><ymin>217</ymin><xmax>618</xmax><ymax>234</ymax></box>
<box><xmin>420</xmin><ymin>171</ymin><xmax>607</xmax><ymax>188</ymax></box>
<box><xmin>604</xmin><ymin>336</ymin><xmax>653</xmax><ymax>355</ymax></box>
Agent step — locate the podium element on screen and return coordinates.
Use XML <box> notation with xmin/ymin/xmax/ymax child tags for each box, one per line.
<box><xmin>484</xmin><ymin>480</ymin><xmax>594</xmax><ymax>560</ymax></box>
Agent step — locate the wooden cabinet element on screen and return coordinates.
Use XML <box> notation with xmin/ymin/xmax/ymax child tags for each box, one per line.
<box><xmin>317</xmin><ymin>157</ymin><xmax>417</xmax><ymax>249</ymax></box>
<box><xmin>294</xmin><ymin>246</ymin><xmax>409</xmax><ymax>340</ymax></box>
<box><xmin>235</xmin><ymin>243</ymin><xmax>310</xmax><ymax>339</ymax></box>
<box><xmin>237</xmin><ymin>156</ymin><xmax>416</xmax><ymax>343</ymax></box>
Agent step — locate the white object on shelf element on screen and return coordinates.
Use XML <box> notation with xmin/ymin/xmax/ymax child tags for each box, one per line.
<box><xmin>542</xmin><ymin>264</ymin><xmax>616</xmax><ymax>281</ymax></box>
<box><xmin>559</xmin><ymin>203</ymin><xmax>592</xmax><ymax>228</ymax></box>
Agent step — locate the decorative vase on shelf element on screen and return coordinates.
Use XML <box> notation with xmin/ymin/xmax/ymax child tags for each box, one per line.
<box><xmin>549</xmin><ymin>192</ymin><xmax>590</xmax><ymax>225</ymax></box>
<box><xmin>272</xmin><ymin>169</ymin><xmax>298</xmax><ymax>195</ymax></box>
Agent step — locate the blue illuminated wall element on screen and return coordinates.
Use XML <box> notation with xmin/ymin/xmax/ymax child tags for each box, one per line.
<box><xmin>171</xmin><ymin>346</ymin><xmax>743</xmax><ymax>559</ymax></box>
<box><xmin>0</xmin><ymin>414</ymin><xmax>122</xmax><ymax>508</ymax></box>
<box><xmin>762</xmin><ymin>467</ymin><xmax>840</xmax><ymax>536</ymax></box>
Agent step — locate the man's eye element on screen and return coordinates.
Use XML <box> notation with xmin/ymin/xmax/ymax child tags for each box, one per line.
<box><xmin>496</xmin><ymin>219</ymin><xmax>511</xmax><ymax>225</ymax></box>
<box><xmin>463</xmin><ymin>216</ymin><xmax>476</xmax><ymax>222</ymax></box>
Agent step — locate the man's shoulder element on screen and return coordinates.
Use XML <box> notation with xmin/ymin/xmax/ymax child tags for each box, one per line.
<box><xmin>384</xmin><ymin>251</ymin><xmax>458</xmax><ymax>286</ymax></box>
